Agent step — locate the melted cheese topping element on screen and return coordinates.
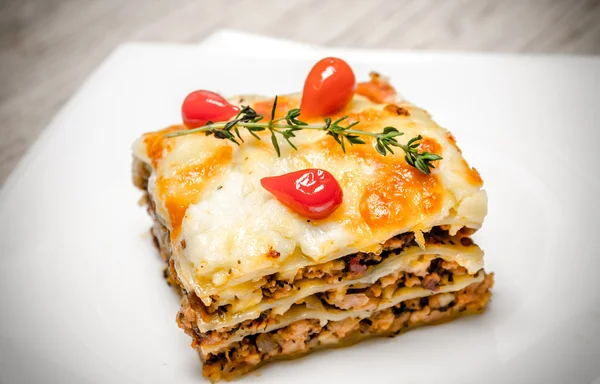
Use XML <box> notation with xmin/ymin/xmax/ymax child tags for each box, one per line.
<box><xmin>133</xmin><ymin>93</ymin><xmax>487</xmax><ymax>298</ymax></box>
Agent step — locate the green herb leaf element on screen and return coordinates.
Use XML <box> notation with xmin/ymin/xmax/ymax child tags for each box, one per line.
<box><xmin>271</xmin><ymin>133</ymin><xmax>280</xmax><ymax>156</ymax></box>
<box><xmin>375</xmin><ymin>141</ymin><xmax>386</xmax><ymax>156</ymax></box>
<box><xmin>270</xmin><ymin>96</ymin><xmax>278</xmax><ymax>121</ymax></box>
<box><xmin>164</xmin><ymin>95</ymin><xmax>442</xmax><ymax>173</ymax></box>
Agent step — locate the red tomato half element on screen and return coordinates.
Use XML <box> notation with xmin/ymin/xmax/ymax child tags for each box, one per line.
<box><xmin>300</xmin><ymin>57</ymin><xmax>356</xmax><ymax>118</ymax></box>
<box><xmin>260</xmin><ymin>169</ymin><xmax>343</xmax><ymax>220</ymax></box>
<box><xmin>181</xmin><ymin>90</ymin><xmax>239</xmax><ymax>128</ymax></box>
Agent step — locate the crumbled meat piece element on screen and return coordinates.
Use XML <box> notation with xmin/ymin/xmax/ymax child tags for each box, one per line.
<box><xmin>370</xmin><ymin>310</ymin><xmax>395</xmax><ymax>331</ymax></box>
<box><xmin>409</xmin><ymin>306</ymin><xmax>432</xmax><ymax>325</ymax></box>
<box><xmin>422</xmin><ymin>272</ymin><xmax>441</xmax><ymax>291</ymax></box>
<box><xmin>428</xmin><ymin>293</ymin><xmax>455</xmax><ymax>309</ymax></box>
<box><xmin>255</xmin><ymin>334</ymin><xmax>279</xmax><ymax>355</ymax></box>
<box><xmin>301</xmin><ymin>259</ymin><xmax>346</xmax><ymax>280</ymax></box>
<box><xmin>382</xmin><ymin>233</ymin><xmax>414</xmax><ymax>250</ymax></box>
<box><xmin>442</xmin><ymin>260</ymin><xmax>468</xmax><ymax>275</ymax></box>
<box><xmin>348</xmin><ymin>255</ymin><xmax>367</xmax><ymax>277</ymax></box>
<box><xmin>404</xmin><ymin>275</ymin><xmax>421</xmax><ymax>288</ymax></box>
<box><xmin>316</xmin><ymin>330</ymin><xmax>338</xmax><ymax>345</ymax></box>
<box><xmin>404</xmin><ymin>298</ymin><xmax>421</xmax><ymax>311</ymax></box>
<box><xmin>382</xmin><ymin>285</ymin><xmax>396</xmax><ymax>300</ymax></box>
<box><xmin>274</xmin><ymin>320</ymin><xmax>320</xmax><ymax>354</ymax></box>
<box><xmin>324</xmin><ymin>291</ymin><xmax>374</xmax><ymax>310</ymax></box>
<box><xmin>327</xmin><ymin>317</ymin><xmax>360</xmax><ymax>337</ymax></box>
<box><xmin>262</xmin><ymin>279</ymin><xmax>295</xmax><ymax>300</ymax></box>
<box><xmin>368</xmin><ymin>283</ymin><xmax>382</xmax><ymax>298</ymax></box>
<box><xmin>425</xmin><ymin>309</ymin><xmax>447</xmax><ymax>323</ymax></box>
<box><xmin>380</xmin><ymin>272</ymin><xmax>403</xmax><ymax>288</ymax></box>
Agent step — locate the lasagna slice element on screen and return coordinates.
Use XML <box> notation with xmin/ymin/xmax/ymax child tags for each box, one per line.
<box><xmin>132</xmin><ymin>74</ymin><xmax>492</xmax><ymax>381</ymax></box>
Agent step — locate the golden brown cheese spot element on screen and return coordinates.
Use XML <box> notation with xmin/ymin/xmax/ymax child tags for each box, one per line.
<box><xmin>383</xmin><ymin>104</ymin><xmax>410</xmax><ymax>116</ymax></box>
<box><xmin>144</xmin><ymin>125</ymin><xmax>182</xmax><ymax>168</ymax></box>
<box><xmin>446</xmin><ymin>132</ymin><xmax>461</xmax><ymax>153</ymax></box>
<box><xmin>418</xmin><ymin>137</ymin><xmax>441</xmax><ymax>156</ymax></box>
<box><xmin>443</xmin><ymin>133</ymin><xmax>481</xmax><ymax>186</ymax></box>
<box><xmin>418</xmin><ymin>137</ymin><xmax>443</xmax><ymax>170</ymax></box>
<box><xmin>266</xmin><ymin>246</ymin><xmax>281</xmax><ymax>259</ymax></box>
<box><xmin>359</xmin><ymin>163</ymin><xmax>443</xmax><ymax>230</ymax></box>
<box><xmin>462</xmin><ymin>160</ymin><xmax>483</xmax><ymax>186</ymax></box>
<box><xmin>157</xmin><ymin>145</ymin><xmax>233</xmax><ymax>240</ymax></box>
<box><xmin>356</xmin><ymin>72</ymin><xmax>397</xmax><ymax>104</ymax></box>
<box><xmin>252</xmin><ymin>96</ymin><xmax>295</xmax><ymax>119</ymax></box>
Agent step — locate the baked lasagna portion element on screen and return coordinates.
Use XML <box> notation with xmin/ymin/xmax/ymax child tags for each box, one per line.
<box><xmin>132</xmin><ymin>87</ymin><xmax>492</xmax><ymax>381</ymax></box>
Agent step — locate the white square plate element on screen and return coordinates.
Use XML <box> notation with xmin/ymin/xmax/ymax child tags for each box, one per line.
<box><xmin>1</xmin><ymin>42</ymin><xmax>599</xmax><ymax>383</ymax></box>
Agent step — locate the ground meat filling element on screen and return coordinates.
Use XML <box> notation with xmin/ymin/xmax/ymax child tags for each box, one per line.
<box><xmin>318</xmin><ymin>258</ymin><xmax>469</xmax><ymax>312</ymax></box>
<box><xmin>201</xmin><ymin>274</ymin><xmax>493</xmax><ymax>381</ymax></box>
<box><xmin>260</xmin><ymin>232</ymin><xmax>415</xmax><ymax>301</ymax></box>
<box><xmin>205</xmin><ymin>229</ymin><xmax>472</xmax><ymax>313</ymax></box>
<box><xmin>177</xmin><ymin>256</ymin><xmax>475</xmax><ymax>349</ymax></box>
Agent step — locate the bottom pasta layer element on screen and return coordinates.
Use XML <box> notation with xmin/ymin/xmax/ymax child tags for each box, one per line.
<box><xmin>133</xmin><ymin>160</ymin><xmax>493</xmax><ymax>381</ymax></box>
<box><xmin>200</xmin><ymin>273</ymin><xmax>492</xmax><ymax>381</ymax></box>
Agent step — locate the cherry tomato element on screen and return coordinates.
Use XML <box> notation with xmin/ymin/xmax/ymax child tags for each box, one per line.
<box><xmin>300</xmin><ymin>57</ymin><xmax>356</xmax><ymax>118</ymax></box>
<box><xmin>260</xmin><ymin>169</ymin><xmax>343</xmax><ymax>220</ymax></box>
<box><xmin>181</xmin><ymin>90</ymin><xmax>239</xmax><ymax>128</ymax></box>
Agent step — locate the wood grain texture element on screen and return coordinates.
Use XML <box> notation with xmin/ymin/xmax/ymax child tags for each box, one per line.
<box><xmin>0</xmin><ymin>0</ymin><xmax>599</xmax><ymax>184</ymax></box>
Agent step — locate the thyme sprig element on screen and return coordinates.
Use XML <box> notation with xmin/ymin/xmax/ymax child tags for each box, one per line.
<box><xmin>165</xmin><ymin>96</ymin><xmax>442</xmax><ymax>174</ymax></box>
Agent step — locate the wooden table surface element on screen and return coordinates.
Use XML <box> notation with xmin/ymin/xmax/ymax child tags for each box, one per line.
<box><xmin>1</xmin><ymin>0</ymin><xmax>599</xmax><ymax>184</ymax></box>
